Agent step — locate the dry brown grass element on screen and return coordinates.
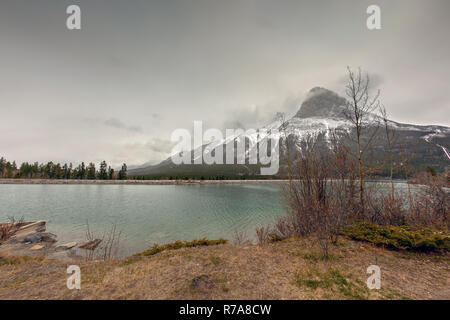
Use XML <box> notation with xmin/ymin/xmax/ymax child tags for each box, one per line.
<box><xmin>0</xmin><ymin>217</ymin><xmax>25</xmax><ymax>242</ymax></box>
<box><xmin>0</xmin><ymin>238</ymin><xmax>448</xmax><ymax>300</ymax></box>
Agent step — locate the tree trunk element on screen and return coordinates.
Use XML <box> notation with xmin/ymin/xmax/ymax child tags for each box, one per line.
<box><xmin>286</xmin><ymin>136</ymin><xmax>295</xmax><ymax>222</ymax></box>
<box><xmin>356</xmin><ymin>124</ymin><xmax>365</xmax><ymax>215</ymax></box>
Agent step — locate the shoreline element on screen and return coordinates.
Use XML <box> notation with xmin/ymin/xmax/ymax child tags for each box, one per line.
<box><xmin>0</xmin><ymin>178</ymin><xmax>289</xmax><ymax>185</ymax></box>
<box><xmin>0</xmin><ymin>178</ymin><xmax>400</xmax><ymax>186</ymax></box>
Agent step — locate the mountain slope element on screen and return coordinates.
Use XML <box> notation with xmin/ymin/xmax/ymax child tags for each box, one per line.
<box><xmin>129</xmin><ymin>88</ymin><xmax>450</xmax><ymax>177</ymax></box>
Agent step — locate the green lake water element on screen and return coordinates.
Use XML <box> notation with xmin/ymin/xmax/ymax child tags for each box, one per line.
<box><xmin>0</xmin><ymin>182</ymin><xmax>416</xmax><ymax>256</ymax></box>
<box><xmin>0</xmin><ymin>184</ymin><xmax>286</xmax><ymax>256</ymax></box>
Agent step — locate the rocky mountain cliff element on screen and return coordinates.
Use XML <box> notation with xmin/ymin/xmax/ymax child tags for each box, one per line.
<box><xmin>129</xmin><ymin>88</ymin><xmax>450</xmax><ymax>177</ymax></box>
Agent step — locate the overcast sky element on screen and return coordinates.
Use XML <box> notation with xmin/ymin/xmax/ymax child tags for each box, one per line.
<box><xmin>1</xmin><ymin>0</ymin><xmax>449</xmax><ymax>167</ymax></box>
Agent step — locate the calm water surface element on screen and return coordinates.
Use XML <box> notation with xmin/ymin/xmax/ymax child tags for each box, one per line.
<box><xmin>0</xmin><ymin>184</ymin><xmax>286</xmax><ymax>256</ymax></box>
<box><xmin>0</xmin><ymin>182</ymin><xmax>415</xmax><ymax>256</ymax></box>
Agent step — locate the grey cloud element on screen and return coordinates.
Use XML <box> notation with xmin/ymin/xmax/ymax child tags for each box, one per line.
<box><xmin>145</xmin><ymin>138</ymin><xmax>176</xmax><ymax>154</ymax></box>
<box><xmin>104</xmin><ymin>118</ymin><xmax>143</xmax><ymax>133</ymax></box>
<box><xmin>115</xmin><ymin>138</ymin><xmax>176</xmax><ymax>167</ymax></box>
<box><xmin>1</xmin><ymin>0</ymin><xmax>449</xmax><ymax>168</ymax></box>
<box><xmin>122</xmin><ymin>138</ymin><xmax>176</xmax><ymax>157</ymax></box>
<box><xmin>222</xmin><ymin>94</ymin><xmax>303</xmax><ymax>130</ymax></box>
<box><xmin>336</xmin><ymin>71</ymin><xmax>384</xmax><ymax>90</ymax></box>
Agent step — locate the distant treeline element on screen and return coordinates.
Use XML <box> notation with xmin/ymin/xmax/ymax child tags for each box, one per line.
<box><xmin>0</xmin><ymin>156</ymin><xmax>440</xmax><ymax>181</ymax></box>
<box><xmin>0</xmin><ymin>157</ymin><xmax>127</xmax><ymax>180</ymax></box>
<box><xmin>131</xmin><ymin>174</ymin><xmax>277</xmax><ymax>181</ymax></box>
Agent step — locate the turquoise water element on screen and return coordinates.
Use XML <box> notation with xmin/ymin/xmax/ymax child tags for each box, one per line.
<box><xmin>0</xmin><ymin>184</ymin><xmax>286</xmax><ymax>256</ymax></box>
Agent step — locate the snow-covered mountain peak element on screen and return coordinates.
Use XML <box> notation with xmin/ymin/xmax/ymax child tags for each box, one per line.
<box><xmin>129</xmin><ymin>88</ymin><xmax>450</xmax><ymax>176</ymax></box>
<box><xmin>295</xmin><ymin>87</ymin><xmax>348</xmax><ymax>120</ymax></box>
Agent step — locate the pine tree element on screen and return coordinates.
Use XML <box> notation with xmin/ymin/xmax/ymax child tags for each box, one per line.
<box><xmin>32</xmin><ymin>162</ymin><xmax>39</xmax><ymax>178</ymax></box>
<box><xmin>62</xmin><ymin>163</ymin><xmax>68</xmax><ymax>179</ymax></box>
<box><xmin>5</xmin><ymin>161</ymin><xmax>13</xmax><ymax>178</ymax></box>
<box><xmin>78</xmin><ymin>162</ymin><xmax>86</xmax><ymax>179</ymax></box>
<box><xmin>99</xmin><ymin>161</ymin><xmax>108</xmax><ymax>180</ymax></box>
<box><xmin>118</xmin><ymin>163</ymin><xmax>127</xmax><ymax>180</ymax></box>
<box><xmin>55</xmin><ymin>163</ymin><xmax>62</xmax><ymax>179</ymax></box>
<box><xmin>108</xmin><ymin>166</ymin><xmax>115</xmax><ymax>180</ymax></box>
<box><xmin>0</xmin><ymin>157</ymin><xmax>5</xmax><ymax>178</ymax></box>
<box><xmin>87</xmin><ymin>162</ymin><xmax>96</xmax><ymax>180</ymax></box>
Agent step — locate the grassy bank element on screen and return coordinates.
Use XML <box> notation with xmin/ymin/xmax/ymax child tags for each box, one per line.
<box><xmin>0</xmin><ymin>236</ymin><xmax>448</xmax><ymax>300</ymax></box>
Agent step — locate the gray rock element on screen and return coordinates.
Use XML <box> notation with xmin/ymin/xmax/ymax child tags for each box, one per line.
<box><xmin>55</xmin><ymin>241</ymin><xmax>77</xmax><ymax>251</ymax></box>
<box><xmin>30</xmin><ymin>244</ymin><xmax>45</xmax><ymax>250</ymax></box>
<box><xmin>7</xmin><ymin>221</ymin><xmax>47</xmax><ymax>243</ymax></box>
<box><xmin>79</xmin><ymin>239</ymin><xmax>102</xmax><ymax>250</ymax></box>
<box><xmin>295</xmin><ymin>87</ymin><xmax>348</xmax><ymax>119</ymax></box>
<box><xmin>41</xmin><ymin>232</ymin><xmax>57</xmax><ymax>243</ymax></box>
<box><xmin>25</xmin><ymin>232</ymin><xmax>43</xmax><ymax>243</ymax></box>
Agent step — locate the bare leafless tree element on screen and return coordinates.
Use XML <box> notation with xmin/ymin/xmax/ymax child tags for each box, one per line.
<box><xmin>409</xmin><ymin>171</ymin><xmax>449</xmax><ymax>227</ymax></box>
<box><xmin>344</xmin><ymin>67</ymin><xmax>380</xmax><ymax>213</ymax></box>
<box><xmin>398</xmin><ymin>140</ymin><xmax>421</xmax><ymax>207</ymax></box>
<box><xmin>232</xmin><ymin>228</ymin><xmax>249</xmax><ymax>246</ymax></box>
<box><xmin>379</xmin><ymin>105</ymin><xmax>396</xmax><ymax>195</ymax></box>
<box><xmin>84</xmin><ymin>220</ymin><xmax>121</xmax><ymax>261</ymax></box>
<box><xmin>279</xmin><ymin>113</ymin><xmax>296</xmax><ymax>223</ymax></box>
<box><xmin>278</xmin><ymin>134</ymin><xmax>355</xmax><ymax>258</ymax></box>
<box><xmin>102</xmin><ymin>223</ymin><xmax>122</xmax><ymax>260</ymax></box>
<box><xmin>255</xmin><ymin>225</ymin><xmax>272</xmax><ymax>245</ymax></box>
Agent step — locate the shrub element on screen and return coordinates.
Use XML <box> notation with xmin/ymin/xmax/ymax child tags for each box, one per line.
<box><xmin>279</xmin><ymin>136</ymin><xmax>356</xmax><ymax>257</ymax></box>
<box><xmin>232</xmin><ymin>229</ymin><xmax>249</xmax><ymax>245</ymax></box>
<box><xmin>342</xmin><ymin>221</ymin><xmax>450</xmax><ymax>252</ymax></box>
<box><xmin>365</xmin><ymin>192</ymin><xmax>407</xmax><ymax>226</ymax></box>
<box><xmin>135</xmin><ymin>238</ymin><xmax>228</xmax><ymax>257</ymax></box>
<box><xmin>0</xmin><ymin>217</ymin><xmax>25</xmax><ymax>243</ymax></box>
<box><xmin>407</xmin><ymin>172</ymin><xmax>449</xmax><ymax>226</ymax></box>
<box><xmin>255</xmin><ymin>225</ymin><xmax>271</xmax><ymax>245</ymax></box>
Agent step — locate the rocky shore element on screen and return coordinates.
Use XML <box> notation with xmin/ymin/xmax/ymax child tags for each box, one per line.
<box><xmin>0</xmin><ymin>220</ymin><xmax>100</xmax><ymax>262</ymax></box>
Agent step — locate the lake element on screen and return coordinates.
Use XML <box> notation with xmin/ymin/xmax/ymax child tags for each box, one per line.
<box><xmin>0</xmin><ymin>184</ymin><xmax>287</xmax><ymax>256</ymax></box>
<box><xmin>0</xmin><ymin>182</ymin><xmax>418</xmax><ymax>257</ymax></box>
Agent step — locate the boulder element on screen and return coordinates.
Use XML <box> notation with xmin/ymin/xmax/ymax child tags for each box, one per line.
<box><xmin>79</xmin><ymin>239</ymin><xmax>102</xmax><ymax>250</ymax></box>
<box><xmin>7</xmin><ymin>221</ymin><xmax>47</xmax><ymax>243</ymax></box>
<box><xmin>55</xmin><ymin>242</ymin><xmax>77</xmax><ymax>251</ymax></box>
<box><xmin>30</xmin><ymin>244</ymin><xmax>44</xmax><ymax>251</ymax></box>
<box><xmin>41</xmin><ymin>233</ymin><xmax>57</xmax><ymax>243</ymax></box>
<box><xmin>18</xmin><ymin>221</ymin><xmax>46</xmax><ymax>232</ymax></box>
<box><xmin>25</xmin><ymin>232</ymin><xmax>43</xmax><ymax>243</ymax></box>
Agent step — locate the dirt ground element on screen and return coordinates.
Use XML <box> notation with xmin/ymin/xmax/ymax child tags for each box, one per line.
<box><xmin>0</xmin><ymin>238</ymin><xmax>448</xmax><ymax>300</ymax></box>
